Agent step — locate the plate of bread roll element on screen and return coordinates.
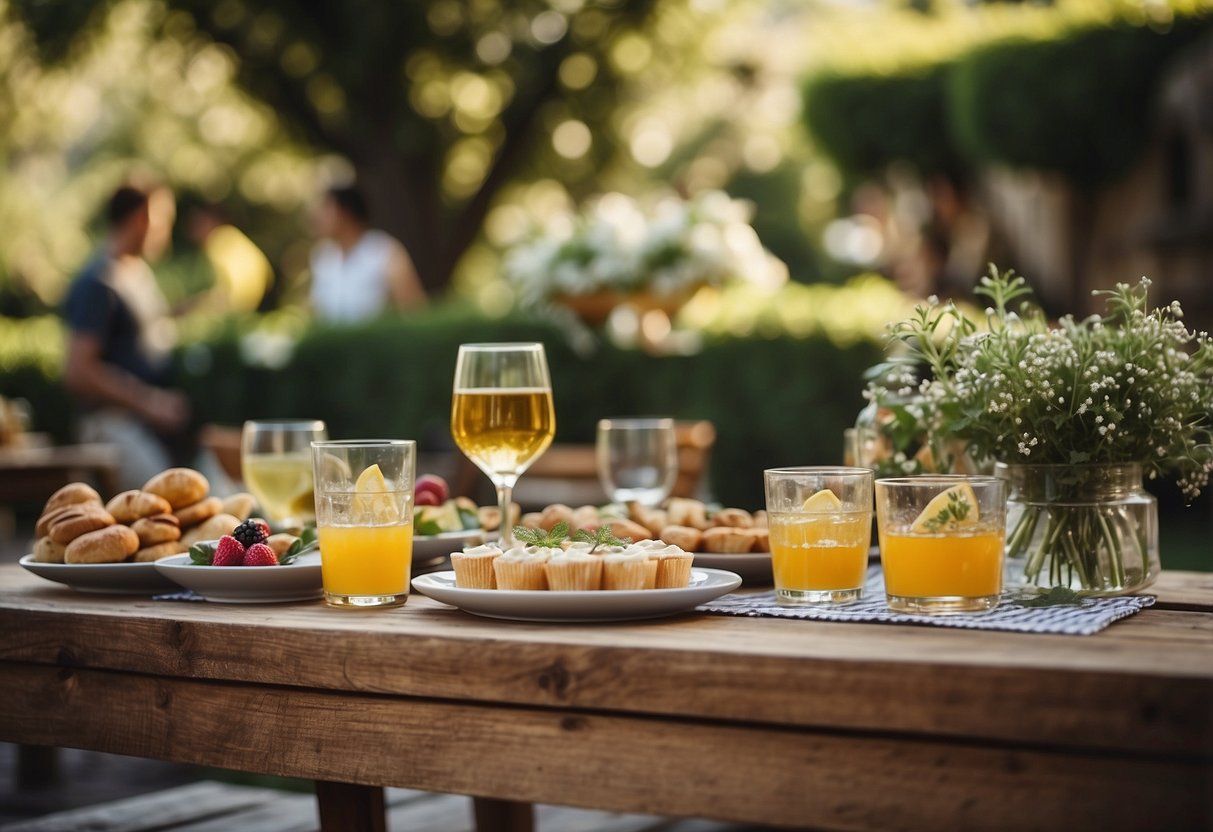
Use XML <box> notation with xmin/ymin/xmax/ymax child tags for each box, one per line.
<box><xmin>20</xmin><ymin>469</ymin><xmax>259</xmax><ymax>594</ymax></box>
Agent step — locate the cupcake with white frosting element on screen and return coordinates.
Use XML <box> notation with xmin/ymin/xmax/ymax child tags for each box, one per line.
<box><xmin>545</xmin><ymin>547</ymin><xmax>603</xmax><ymax>590</ymax></box>
<box><xmin>493</xmin><ymin>545</ymin><xmax>552</xmax><ymax>590</ymax></box>
<box><xmin>450</xmin><ymin>543</ymin><xmax>503</xmax><ymax>589</ymax></box>
<box><xmin>602</xmin><ymin>550</ymin><xmax>655</xmax><ymax>590</ymax></box>
<box><xmin>632</xmin><ymin>540</ymin><xmax>694</xmax><ymax>589</ymax></box>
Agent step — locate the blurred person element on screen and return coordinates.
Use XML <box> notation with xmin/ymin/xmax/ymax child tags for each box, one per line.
<box><xmin>309</xmin><ymin>184</ymin><xmax>426</xmax><ymax>323</ymax></box>
<box><xmin>63</xmin><ymin>185</ymin><xmax>191</xmax><ymax>490</ymax></box>
<box><xmin>185</xmin><ymin>202</ymin><xmax>275</xmax><ymax>313</ymax></box>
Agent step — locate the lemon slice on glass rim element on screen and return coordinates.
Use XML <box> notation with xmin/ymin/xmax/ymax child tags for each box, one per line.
<box><xmin>352</xmin><ymin>464</ymin><xmax>398</xmax><ymax>524</ymax></box>
<box><xmin>802</xmin><ymin>489</ymin><xmax>843</xmax><ymax>513</ymax></box>
<box><xmin>910</xmin><ymin>482</ymin><xmax>979</xmax><ymax>533</ymax></box>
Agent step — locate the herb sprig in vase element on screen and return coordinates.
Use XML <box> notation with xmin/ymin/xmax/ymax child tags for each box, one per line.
<box><xmin>879</xmin><ymin>267</ymin><xmax>1213</xmax><ymax>594</ymax></box>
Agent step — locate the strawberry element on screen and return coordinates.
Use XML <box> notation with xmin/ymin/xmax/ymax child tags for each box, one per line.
<box><xmin>212</xmin><ymin>535</ymin><xmax>246</xmax><ymax>566</ymax></box>
<box><xmin>243</xmin><ymin>543</ymin><xmax>278</xmax><ymax>567</ymax></box>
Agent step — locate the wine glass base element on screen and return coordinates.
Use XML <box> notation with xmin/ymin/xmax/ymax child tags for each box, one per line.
<box><xmin>324</xmin><ymin>591</ymin><xmax>409</xmax><ymax>609</ymax></box>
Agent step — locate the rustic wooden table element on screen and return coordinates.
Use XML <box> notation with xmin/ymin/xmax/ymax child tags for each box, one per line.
<box><xmin>0</xmin><ymin>565</ymin><xmax>1209</xmax><ymax>831</ymax></box>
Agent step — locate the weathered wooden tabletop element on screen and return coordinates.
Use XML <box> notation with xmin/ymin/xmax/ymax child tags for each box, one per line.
<box><xmin>0</xmin><ymin>565</ymin><xmax>1209</xmax><ymax>831</ymax></box>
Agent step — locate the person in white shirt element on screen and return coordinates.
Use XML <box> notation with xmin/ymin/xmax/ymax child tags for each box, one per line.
<box><xmin>308</xmin><ymin>184</ymin><xmax>426</xmax><ymax>323</ymax></box>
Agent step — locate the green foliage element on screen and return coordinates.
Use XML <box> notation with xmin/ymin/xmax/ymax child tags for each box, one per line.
<box><xmin>948</xmin><ymin>17</ymin><xmax>1213</xmax><ymax>188</ymax></box>
<box><xmin>803</xmin><ymin>62</ymin><xmax>962</xmax><ymax>180</ymax></box>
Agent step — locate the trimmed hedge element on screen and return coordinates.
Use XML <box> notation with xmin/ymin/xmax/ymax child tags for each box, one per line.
<box><xmin>3</xmin><ymin>311</ymin><xmax>880</xmax><ymax>508</ymax></box>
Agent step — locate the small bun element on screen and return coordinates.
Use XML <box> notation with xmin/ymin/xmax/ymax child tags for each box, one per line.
<box><xmin>659</xmin><ymin>525</ymin><xmax>703</xmax><ymax>552</ymax></box>
<box><xmin>49</xmin><ymin>506</ymin><xmax>116</xmax><ymax>545</ymax></box>
<box><xmin>181</xmin><ymin>513</ymin><xmax>241</xmax><ymax>546</ymax></box>
<box><xmin>33</xmin><ymin>536</ymin><xmax>67</xmax><ymax>564</ymax></box>
<box><xmin>220</xmin><ymin>492</ymin><xmax>257</xmax><ymax>521</ymax></box>
<box><xmin>143</xmin><ymin>468</ymin><xmax>209</xmax><ymax>510</ymax></box>
<box><xmin>35</xmin><ymin>505</ymin><xmax>74</xmax><ymax>539</ymax></box>
<box><xmin>701</xmin><ymin>527</ymin><xmax>754</xmax><ymax>554</ymax></box>
<box><xmin>711</xmin><ymin>508</ymin><xmax>753</xmax><ymax>529</ymax></box>
<box><xmin>106</xmin><ymin>490</ymin><xmax>173</xmax><ymax>524</ymax></box>
<box><xmin>42</xmin><ymin>483</ymin><xmax>102</xmax><ymax>516</ymax></box>
<box><xmin>65</xmin><ymin>524</ymin><xmax>139</xmax><ymax>564</ymax></box>
<box><xmin>174</xmin><ymin>496</ymin><xmax>222</xmax><ymax>528</ymax></box>
<box><xmin>131</xmin><ymin>513</ymin><xmax>182</xmax><ymax>546</ymax></box>
<box><xmin>133</xmin><ymin>541</ymin><xmax>187</xmax><ymax>562</ymax></box>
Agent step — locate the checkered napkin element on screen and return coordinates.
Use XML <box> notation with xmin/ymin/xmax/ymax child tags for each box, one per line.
<box><xmin>154</xmin><ymin>590</ymin><xmax>206</xmax><ymax>602</ymax></box>
<box><xmin>697</xmin><ymin>566</ymin><xmax>1155</xmax><ymax>635</ymax></box>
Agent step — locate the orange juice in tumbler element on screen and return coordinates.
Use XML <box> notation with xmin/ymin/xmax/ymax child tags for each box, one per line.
<box><xmin>769</xmin><ymin>513</ymin><xmax>870</xmax><ymax>592</ymax></box>
<box><xmin>318</xmin><ymin>523</ymin><xmax>413</xmax><ymax>598</ymax></box>
<box><xmin>879</xmin><ymin>530</ymin><xmax>1003</xmax><ymax>599</ymax></box>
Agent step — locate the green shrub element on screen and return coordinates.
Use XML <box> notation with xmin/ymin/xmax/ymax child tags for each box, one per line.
<box><xmin>948</xmin><ymin>17</ymin><xmax>1213</xmax><ymax>188</ymax></box>
<box><xmin>803</xmin><ymin>62</ymin><xmax>963</xmax><ymax>180</ymax></box>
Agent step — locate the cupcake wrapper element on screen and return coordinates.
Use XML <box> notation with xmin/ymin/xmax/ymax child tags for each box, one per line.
<box><xmin>602</xmin><ymin>559</ymin><xmax>649</xmax><ymax>591</ymax></box>
<box><xmin>495</xmin><ymin>559</ymin><xmax>548</xmax><ymax>591</ymax></box>
<box><xmin>656</xmin><ymin>555</ymin><xmax>693</xmax><ymax>589</ymax></box>
<box><xmin>451</xmin><ymin>553</ymin><xmax>497</xmax><ymax>589</ymax></box>
<box><xmin>545</xmin><ymin>559</ymin><xmax>603</xmax><ymax>591</ymax></box>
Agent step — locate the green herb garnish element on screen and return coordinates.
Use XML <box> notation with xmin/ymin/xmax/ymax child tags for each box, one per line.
<box><xmin>188</xmin><ymin>542</ymin><xmax>215</xmax><ymax>565</ymax></box>
<box><xmin>572</xmin><ymin>526</ymin><xmax>632</xmax><ymax>554</ymax></box>
<box><xmin>923</xmin><ymin>490</ymin><xmax>972</xmax><ymax>533</ymax></box>
<box><xmin>512</xmin><ymin>521</ymin><xmax>570</xmax><ymax>548</ymax></box>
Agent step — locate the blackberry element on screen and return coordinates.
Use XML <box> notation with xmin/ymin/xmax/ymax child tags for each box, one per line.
<box><xmin>232</xmin><ymin>519</ymin><xmax>268</xmax><ymax>548</ymax></box>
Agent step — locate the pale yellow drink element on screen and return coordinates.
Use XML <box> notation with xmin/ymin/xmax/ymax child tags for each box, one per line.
<box><xmin>317</xmin><ymin>523</ymin><xmax>413</xmax><ymax>599</ymax></box>
<box><xmin>451</xmin><ymin>388</ymin><xmax>555</xmax><ymax>477</ymax></box>
<box><xmin>243</xmin><ymin>452</ymin><xmax>315</xmax><ymax>525</ymax></box>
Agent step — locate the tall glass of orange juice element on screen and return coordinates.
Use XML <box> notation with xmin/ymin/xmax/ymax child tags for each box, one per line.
<box><xmin>875</xmin><ymin>476</ymin><xmax>1007</xmax><ymax>614</ymax></box>
<box><xmin>764</xmin><ymin>467</ymin><xmax>873</xmax><ymax>606</ymax></box>
<box><xmin>312</xmin><ymin>439</ymin><xmax>415</xmax><ymax>608</ymax></box>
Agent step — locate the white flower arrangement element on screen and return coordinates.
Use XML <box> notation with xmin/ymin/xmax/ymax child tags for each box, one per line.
<box><xmin>503</xmin><ymin>190</ymin><xmax>786</xmax><ymax>307</ymax></box>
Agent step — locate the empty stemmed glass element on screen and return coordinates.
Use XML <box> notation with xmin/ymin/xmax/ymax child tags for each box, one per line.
<box><xmin>451</xmin><ymin>343</ymin><xmax>556</xmax><ymax>549</ymax></box>
<box><xmin>596</xmin><ymin>417</ymin><xmax>678</xmax><ymax>508</ymax></box>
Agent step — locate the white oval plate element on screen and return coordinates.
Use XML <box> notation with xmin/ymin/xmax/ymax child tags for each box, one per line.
<box><xmin>412</xmin><ymin>528</ymin><xmax>493</xmax><ymax>566</ymax></box>
<box><xmin>411</xmin><ymin>567</ymin><xmax>742</xmax><ymax>623</ymax></box>
<box><xmin>692</xmin><ymin>552</ymin><xmax>773</xmax><ymax>584</ymax></box>
<box><xmin>19</xmin><ymin>555</ymin><xmax>180</xmax><ymax>595</ymax></box>
<box><xmin>154</xmin><ymin>551</ymin><xmax>323</xmax><ymax>603</ymax></box>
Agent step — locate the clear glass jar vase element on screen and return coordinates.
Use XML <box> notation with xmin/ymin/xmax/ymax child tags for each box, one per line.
<box><xmin>999</xmin><ymin>463</ymin><xmax>1159</xmax><ymax>595</ymax></box>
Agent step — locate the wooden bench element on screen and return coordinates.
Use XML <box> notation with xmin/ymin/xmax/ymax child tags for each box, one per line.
<box><xmin>0</xmin><ymin>780</ymin><xmax>747</xmax><ymax>831</ymax></box>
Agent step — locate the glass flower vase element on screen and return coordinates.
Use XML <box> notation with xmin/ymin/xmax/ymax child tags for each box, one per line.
<box><xmin>999</xmin><ymin>463</ymin><xmax>1159</xmax><ymax>595</ymax></box>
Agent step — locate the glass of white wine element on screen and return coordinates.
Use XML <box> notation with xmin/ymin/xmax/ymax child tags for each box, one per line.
<box><xmin>596</xmin><ymin>418</ymin><xmax>678</xmax><ymax>507</ymax></box>
<box><xmin>451</xmin><ymin>343</ymin><xmax>555</xmax><ymax>549</ymax></box>
<box><xmin>241</xmin><ymin>419</ymin><xmax>328</xmax><ymax>529</ymax></box>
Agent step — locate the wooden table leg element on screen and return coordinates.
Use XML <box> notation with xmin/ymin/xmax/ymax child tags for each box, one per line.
<box><xmin>315</xmin><ymin>780</ymin><xmax>386</xmax><ymax>832</ymax></box>
<box><xmin>472</xmin><ymin>796</ymin><xmax>534</xmax><ymax>832</ymax></box>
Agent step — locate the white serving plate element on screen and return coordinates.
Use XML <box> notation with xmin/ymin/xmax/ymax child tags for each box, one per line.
<box><xmin>411</xmin><ymin>567</ymin><xmax>742</xmax><ymax>623</ymax></box>
<box><xmin>412</xmin><ymin>528</ymin><xmax>493</xmax><ymax>566</ymax></box>
<box><xmin>154</xmin><ymin>551</ymin><xmax>323</xmax><ymax>603</ymax></box>
<box><xmin>692</xmin><ymin>551</ymin><xmax>773</xmax><ymax>584</ymax></box>
<box><xmin>19</xmin><ymin>555</ymin><xmax>180</xmax><ymax>595</ymax></box>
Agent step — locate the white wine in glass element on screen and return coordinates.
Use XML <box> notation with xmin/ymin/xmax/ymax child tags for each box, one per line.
<box><xmin>241</xmin><ymin>419</ymin><xmax>328</xmax><ymax>529</ymax></box>
<box><xmin>451</xmin><ymin>343</ymin><xmax>555</xmax><ymax>548</ymax></box>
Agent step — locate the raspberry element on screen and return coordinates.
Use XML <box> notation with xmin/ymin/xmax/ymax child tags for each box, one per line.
<box><xmin>212</xmin><ymin>535</ymin><xmax>246</xmax><ymax>566</ymax></box>
<box><xmin>232</xmin><ymin>519</ymin><xmax>268</xmax><ymax>548</ymax></box>
<box><xmin>243</xmin><ymin>543</ymin><xmax>278</xmax><ymax>567</ymax></box>
<box><xmin>251</xmin><ymin>517</ymin><xmax>271</xmax><ymax>538</ymax></box>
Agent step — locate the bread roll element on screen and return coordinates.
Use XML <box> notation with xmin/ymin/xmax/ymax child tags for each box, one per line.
<box><xmin>701</xmin><ymin>527</ymin><xmax>754</xmax><ymax>553</ymax></box>
<box><xmin>143</xmin><ymin>468</ymin><xmax>209</xmax><ymax>509</ymax></box>
<box><xmin>220</xmin><ymin>492</ymin><xmax>257</xmax><ymax>520</ymax></box>
<box><xmin>49</xmin><ymin>505</ymin><xmax>116</xmax><ymax>545</ymax></box>
<box><xmin>174</xmin><ymin>496</ymin><xmax>222</xmax><ymax>528</ymax></box>
<box><xmin>659</xmin><ymin>525</ymin><xmax>703</xmax><ymax>552</ymax></box>
<box><xmin>106</xmin><ymin>490</ymin><xmax>173</xmax><ymax>524</ymax></box>
<box><xmin>42</xmin><ymin>482</ymin><xmax>102</xmax><ymax>516</ymax></box>
<box><xmin>33</xmin><ymin>536</ymin><xmax>66</xmax><ymax>564</ymax></box>
<box><xmin>131</xmin><ymin>513</ymin><xmax>181</xmax><ymax>546</ymax></box>
<box><xmin>133</xmin><ymin>541</ymin><xmax>187</xmax><ymax>562</ymax></box>
<box><xmin>35</xmin><ymin>505</ymin><xmax>74</xmax><ymax>539</ymax></box>
<box><xmin>65</xmin><ymin>524</ymin><xmax>139</xmax><ymax>564</ymax></box>
<box><xmin>711</xmin><ymin>508</ymin><xmax>753</xmax><ymax>529</ymax></box>
<box><xmin>181</xmin><ymin>513</ymin><xmax>241</xmax><ymax>546</ymax></box>
<box><xmin>265</xmin><ymin>533</ymin><xmax>299</xmax><ymax>558</ymax></box>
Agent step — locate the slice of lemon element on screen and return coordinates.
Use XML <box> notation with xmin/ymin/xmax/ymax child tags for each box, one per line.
<box><xmin>910</xmin><ymin>482</ymin><xmax>979</xmax><ymax>534</ymax></box>
<box><xmin>352</xmin><ymin>464</ymin><xmax>398</xmax><ymax>524</ymax></box>
<box><xmin>802</xmin><ymin>489</ymin><xmax>843</xmax><ymax>513</ymax></box>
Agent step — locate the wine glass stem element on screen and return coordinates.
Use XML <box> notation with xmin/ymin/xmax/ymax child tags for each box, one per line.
<box><xmin>497</xmin><ymin>482</ymin><xmax>514</xmax><ymax>548</ymax></box>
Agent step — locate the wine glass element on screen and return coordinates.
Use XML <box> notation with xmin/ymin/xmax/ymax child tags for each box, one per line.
<box><xmin>451</xmin><ymin>343</ymin><xmax>555</xmax><ymax>548</ymax></box>
<box><xmin>241</xmin><ymin>419</ymin><xmax>328</xmax><ymax>529</ymax></box>
<box><xmin>596</xmin><ymin>418</ymin><xmax>678</xmax><ymax>507</ymax></box>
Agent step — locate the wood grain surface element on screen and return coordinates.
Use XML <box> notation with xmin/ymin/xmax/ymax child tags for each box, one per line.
<box><xmin>1</xmin><ymin>565</ymin><xmax>1211</xmax><ymax>831</ymax></box>
<box><xmin>0</xmin><ymin>663</ymin><xmax>1208</xmax><ymax>832</ymax></box>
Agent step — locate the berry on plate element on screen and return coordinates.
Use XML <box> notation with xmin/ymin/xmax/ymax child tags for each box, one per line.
<box><xmin>232</xmin><ymin>518</ymin><xmax>269</xmax><ymax>548</ymax></box>
<box><xmin>243</xmin><ymin>543</ymin><xmax>278</xmax><ymax>566</ymax></box>
<box><xmin>213</xmin><ymin>535</ymin><xmax>246</xmax><ymax>567</ymax></box>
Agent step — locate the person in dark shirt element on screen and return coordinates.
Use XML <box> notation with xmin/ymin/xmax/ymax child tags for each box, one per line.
<box><xmin>63</xmin><ymin>185</ymin><xmax>191</xmax><ymax>490</ymax></box>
